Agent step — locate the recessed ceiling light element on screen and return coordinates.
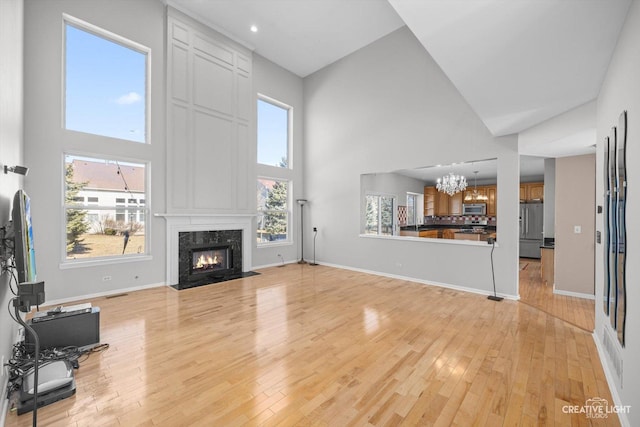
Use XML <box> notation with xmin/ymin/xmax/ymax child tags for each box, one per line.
<box><xmin>250</xmin><ymin>25</ymin><xmax>258</xmax><ymax>33</ymax></box>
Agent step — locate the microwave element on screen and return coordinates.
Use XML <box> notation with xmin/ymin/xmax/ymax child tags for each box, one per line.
<box><xmin>463</xmin><ymin>203</ymin><xmax>486</xmax><ymax>215</ymax></box>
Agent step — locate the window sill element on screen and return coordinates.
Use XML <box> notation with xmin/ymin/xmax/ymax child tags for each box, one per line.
<box><xmin>60</xmin><ymin>254</ymin><xmax>153</xmax><ymax>269</ymax></box>
<box><xmin>257</xmin><ymin>241</ymin><xmax>293</xmax><ymax>249</ymax></box>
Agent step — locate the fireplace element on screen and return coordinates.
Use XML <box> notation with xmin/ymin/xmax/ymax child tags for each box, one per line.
<box><xmin>190</xmin><ymin>245</ymin><xmax>231</xmax><ymax>276</ymax></box>
<box><xmin>176</xmin><ymin>229</ymin><xmax>246</xmax><ymax>289</ymax></box>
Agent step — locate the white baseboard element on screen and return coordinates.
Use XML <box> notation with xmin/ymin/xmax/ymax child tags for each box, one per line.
<box><xmin>252</xmin><ymin>260</ymin><xmax>299</xmax><ymax>270</ymax></box>
<box><xmin>592</xmin><ymin>331</ymin><xmax>630</xmax><ymax>427</ymax></box>
<box><xmin>42</xmin><ymin>281</ymin><xmax>166</xmax><ymax>308</ymax></box>
<box><xmin>553</xmin><ymin>286</ymin><xmax>595</xmax><ymax>300</ymax></box>
<box><xmin>316</xmin><ymin>261</ymin><xmax>519</xmax><ymax>301</ymax></box>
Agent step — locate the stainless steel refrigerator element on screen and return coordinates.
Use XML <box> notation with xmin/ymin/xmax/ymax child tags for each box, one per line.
<box><xmin>519</xmin><ymin>202</ymin><xmax>543</xmax><ymax>258</ymax></box>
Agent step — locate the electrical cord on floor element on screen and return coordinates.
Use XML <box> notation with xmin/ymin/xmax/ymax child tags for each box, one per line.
<box><xmin>4</xmin><ymin>342</ymin><xmax>110</xmax><ymax>400</ymax></box>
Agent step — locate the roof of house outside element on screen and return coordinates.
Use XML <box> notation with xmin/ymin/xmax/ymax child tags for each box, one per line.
<box><xmin>71</xmin><ymin>159</ymin><xmax>144</xmax><ymax>193</ymax></box>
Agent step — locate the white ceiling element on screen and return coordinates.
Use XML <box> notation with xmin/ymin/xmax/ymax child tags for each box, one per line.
<box><xmin>168</xmin><ymin>0</ymin><xmax>405</xmax><ymax>78</ymax></box>
<box><xmin>168</xmin><ymin>0</ymin><xmax>631</xmax><ymax>159</ymax></box>
<box><xmin>389</xmin><ymin>0</ymin><xmax>631</xmax><ymax>137</ymax></box>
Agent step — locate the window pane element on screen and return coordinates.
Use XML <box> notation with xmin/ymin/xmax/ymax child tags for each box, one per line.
<box><xmin>257</xmin><ymin>99</ymin><xmax>288</xmax><ymax>167</ymax></box>
<box><xmin>407</xmin><ymin>194</ymin><xmax>416</xmax><ymax>226</ymax></box>
<box><xmin>365</xmin><ymin>195</ymin><xmax>379</xmax><ymax>235</ymax></box>
<box><xmin>257</xmin><ymin>212</ymin><xmax>288</xmax><ymax>243</ymax></box>
<box><xmin>65</xmin><ymin>23</ymin><xmax>147</xmax><ymax>143</ymax></box>
<box><xmin>257</xmin><ymin>178</ymin><xmax>289</xmax><ymax>243</ymax></box>
<box><xmin>66</xmin><ymin>209</ymin><xmax>146</xmax><ymax>258</ymax></box>
<box><xmin>65</xmin><ymin>154</ymin><xmax>147</xmax><ymax>259</ymax></box>
<box><xmin>380</xmin><ymin>196</ymin><xmax>394</xmax><ymax>236</ymax></box>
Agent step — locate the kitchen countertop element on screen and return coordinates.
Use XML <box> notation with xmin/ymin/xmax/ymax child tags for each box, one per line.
<box><xmin>540</xmin><ymin>238</ymin><xmax>555</xmax><ymax>249</ymax></box>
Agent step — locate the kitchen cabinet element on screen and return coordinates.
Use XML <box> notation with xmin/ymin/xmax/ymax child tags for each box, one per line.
<box><xmin>436</xmin><ymin>191</ymin><xmax>449</xmax><ymax>216</ymax></box>
<box><xmin>449</xmin><ymin>192</ymin><xmax>463</xmax><ymax>215</ymax></box>
<box><xmin>463</xmin><ymin>187</ymin><xmax>487</xmax><ymax>203</ymax></box>
<box><xmin>454</xmin><ymin>232</ymin><xmax>482</xmax><ymax>241</ymax></box>
<box><xmin>541</xmin><ymin>247</ymin><xmax>554</xmax><ymax>285</ymax></box>
<box><xmin>424</xmin><ymin>186</ymin><xmax>436</xmax><ymax>216</ymax></box>
<box><xmin>520</xmin><ymin>182</ymin><xmax>544</xmax><ymax>202</ymax></box>
<box><xmin>400</xmin><ymin>229</ymin><xmax>439</xmax><ymax>238</ymax></box>
<box><xmin>486</xmin><ymin>186</ymin><xmax>497</xmax><ymax>216</ymax></box>
<box><xmin>442</xmin><ymin>229</ymin><xmax>456</xmax><ymax>239</ymax></box>
<box><xmin>424</xmin><ymin>186</ymin><xmax>464</xmax><ymax>216</ymax></box>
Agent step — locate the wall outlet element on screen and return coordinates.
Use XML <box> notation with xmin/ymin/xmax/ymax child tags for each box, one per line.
<box><xmin>574</xmin><ymin>225</ymin><xmax>582</xmax><ymax>234</ymax></box>
<box><xmin>102</xmin><ymin>275</ymin><xmax>112</xmax><ymax>281</ymax></box>
<box><xmin>1</xmin><ymin>355</ymin><xmax>5</xmax><ymax>378</ymax></box>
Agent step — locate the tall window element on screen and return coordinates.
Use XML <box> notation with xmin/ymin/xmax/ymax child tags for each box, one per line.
<box><xmin>65</xmin><ymin>17</ymin><xmax>148</xmax><ymax>143</ymax></box>
<box><xmin>257</xmin><ymin>97</ymin><xmax>289</xmax><ymax>168</ymax></box>
<box><xmin>65</xmin><ymin>155</ymin><xmax>148</xmax><ymax>260</ymax></box>
<box><xmin>63</xmin><ymin>16</ymin><xmax>151</xmax><ymax>264</ymax></box>
<box><xmin>365</xmin><ymin>194</ymin><xmax>395</xmax><ymax>235</ymax></box>
<box><xmin>257</xmin><ymin>178</ymin><xmax>289</xmax><ymax>243</ymax></box>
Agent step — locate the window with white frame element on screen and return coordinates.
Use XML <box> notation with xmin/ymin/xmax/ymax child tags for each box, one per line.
<box><xmin>257</xmin><ymin>178</ymin><xmax>290</xmax><ymax>244</ymax></box>
<box><xmin>406</xmin><ymin>192</ymin><xmax>423</xmax><ymax>226</ymax></box>
<box><xmin>257</xmin><ymin>97</ymin><xmax>290</xmax><ymax>168</ymax></box>
<box><xmin>63</xmin><ymin>16</ymin><xmax>151</xmax><ymax>263</ymax></box>
<box><xmin>65</xmin><ymin>17</ymin><xmax>148</xmax><ymax>143</ymax></box>
<box><xmin>65</xmin><ymin>155</ymin><xmax>148</xmax><ymax>259</ymax></box>
<box><xmin>365</xmin><ymin>194</ymin><xmax>395</xmax><ymax>235</ymax></box>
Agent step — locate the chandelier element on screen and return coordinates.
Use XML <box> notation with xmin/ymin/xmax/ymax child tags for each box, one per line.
<box><xmin>436</xmin><ymin>172</ymin><xmax>467</xmax><ymax>196</ymax></box>
<box><xmin>464</xmin><ymin>171</ymin><xmax>488</xmax><ymax>201</ymax></box>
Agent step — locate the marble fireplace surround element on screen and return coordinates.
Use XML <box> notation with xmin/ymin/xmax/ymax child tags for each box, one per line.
<box><xmin>158</xmin><ymin>214</ymin><xmax>254</xmax><ymax>287</ymax></box>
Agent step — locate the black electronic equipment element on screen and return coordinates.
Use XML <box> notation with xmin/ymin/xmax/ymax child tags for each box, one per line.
<box><xmin>14</xmin><ymin>281</ymin><xmax>45</xmax><ymax>313</ymax></box>
<box><xmin>17</xmin><ymin>360</ymin><xmax>76</xmax><ymax>415</ymax></box>
<box><xmin>25</xmin><ymin>307</ymin><xmax>101</xmax><ymax>352</ymax></box>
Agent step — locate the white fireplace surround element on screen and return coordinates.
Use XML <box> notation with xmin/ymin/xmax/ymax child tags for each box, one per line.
<box><xmin>156</xmin><ymin>213</ymin><xmax>254</xmax><ymax>286</ymax></box>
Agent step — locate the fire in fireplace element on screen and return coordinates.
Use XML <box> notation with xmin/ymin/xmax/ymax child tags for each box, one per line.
<box><xmin>190</xmin><ymin>246</ymin><xmax>231</xmax><ymax>275</ymax></box>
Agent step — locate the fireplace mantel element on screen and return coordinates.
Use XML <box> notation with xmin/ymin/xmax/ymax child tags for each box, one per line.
<box><xmin>156</xmin><ymin>213</ymin><xmax>255</xmax><ymax>286</ymax></box>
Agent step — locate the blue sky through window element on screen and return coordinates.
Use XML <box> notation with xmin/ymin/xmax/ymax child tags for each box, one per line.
<box><xmin>257</xmin><ymin>99</ymin><xmax>289</xmax><ymax>167</ymax></box>
<box><xmin>65</xmin><ymin>24</ymin><xmax>146</xmax><ymax>143</ymax></box>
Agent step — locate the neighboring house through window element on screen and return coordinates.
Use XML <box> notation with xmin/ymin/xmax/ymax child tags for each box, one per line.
<box><xmin>63</xmin><ymin>15</ymin><xmax>150</xmax><ymax>263</ymax></box>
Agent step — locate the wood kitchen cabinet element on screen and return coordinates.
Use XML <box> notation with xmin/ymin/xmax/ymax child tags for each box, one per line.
<box><xmin>449</xmin><ymin>192</ymin><xmax>463</xmax><ymax>215</ymax></box>
<box><xmin>400</xmin><ymin>229</ymin><xmax>439</xmax><ymax>238</ymax></box>
<box><xmin>486</xmin><ymin>185</ymin><xmax>497</xmax><ymax>216</ymax></box>
<box><xmin>463</xmin><ymin>187</ymin><xmax>487</xmax><ymax>203</ymax></box>
<box><xmin>424</xmin><ymin>186</ymin><xmax>463</xmax><ymax>216</ymax></box>
<box><xmin>442</xmin><ymin>229</ymin><xmax>456</xmax><ymax>239</ymax></box>
<box><xmin>424</xmin><ymin>186</ymin><xmax>436</xmax><ymax>216</ymax></box>
<box><xmin>436</xmin><ymin>191</ymin><xmax>449</xmax><ymax>216</ymax></box>
<box><xmin>520</xmin><ymin>182</ymin><xmax>544</xmax><ymax>202</ymax></box>
<box><xmin>541</xmin><ymin>247</ymin><xmax>554</xmax><ymax>285</ymax></box>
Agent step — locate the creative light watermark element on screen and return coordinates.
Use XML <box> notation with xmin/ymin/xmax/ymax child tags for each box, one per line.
<box><xmin>562</xmin><ymin>397</ymin><xmax>631</xmax><ymax>419</ymax></box>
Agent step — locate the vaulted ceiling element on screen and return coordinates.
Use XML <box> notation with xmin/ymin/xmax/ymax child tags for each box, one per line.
<box><xmin>168</xmin><ymin>0</ymin><xmax>631</xmax><ymax>147</ymax></box>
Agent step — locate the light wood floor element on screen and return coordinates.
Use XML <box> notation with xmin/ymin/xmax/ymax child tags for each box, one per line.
<box><xmin>519</xmin><ymin>259</ymin><xmax>595</xmax><ymax>332</ymax></box>
<box><xmin>5</xmin><ymin>264</ymin><xmax>616</xmax><ymax>426</ymax></box>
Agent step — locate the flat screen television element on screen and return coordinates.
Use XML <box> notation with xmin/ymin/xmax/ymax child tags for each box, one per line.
<box><xmin>12</xmin><ymin>189</ymin><xmax>37</xmax><ymax>284</ymax></box>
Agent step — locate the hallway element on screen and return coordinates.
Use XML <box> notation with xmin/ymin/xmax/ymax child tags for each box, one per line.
<box><xmin>519</xmin><ymin>259</ymin><xmax>595</xmax><ymax>331</ymax></box>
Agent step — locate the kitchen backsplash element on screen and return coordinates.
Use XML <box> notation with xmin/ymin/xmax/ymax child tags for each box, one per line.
<box><xmin>424</xmin><ymin>216</ymin><xmax>497</xmax><ymax>226</ymax></box>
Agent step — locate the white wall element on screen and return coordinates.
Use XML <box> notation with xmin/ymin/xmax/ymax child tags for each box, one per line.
<box><xmin>595</xmin><ymin>0</ymin><xmax>640</xmax><ymax>424</ymax></box>
<box><xmin>24</xmin><ymin>0</ymin><xmax>167</xmax><ymax>301</ymax></box>
<box><xmin>0</xmin><ymin>0</ymin><xmax>24</xmax><ymax>421</ymax></box>
<box><xmin>543</xmin><ymin>158</ymin><xmax>556</xmax><ymax>238</ymax></box>
<box><xmin>554</xmin><ymin>154</ymin><xmax>595</xmax><ymax>296</ymax></box>
<box><xmin>252</xmin><ymin>54</ymin><xmax>304</xmax><ymax>267</ymax></box>
<box><xmin>303</xmin><ymin>27</ymin><xmax>520</xmax><ymax>297</ymax></box>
